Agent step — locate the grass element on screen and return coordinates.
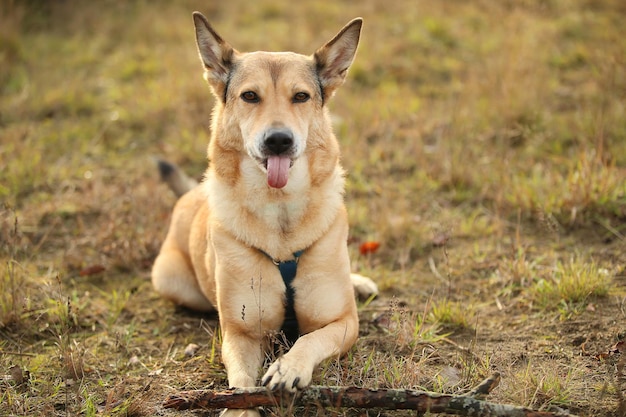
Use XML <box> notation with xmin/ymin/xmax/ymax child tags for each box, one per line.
<box><xmin>428</xmin><ymin>299</ymin><xmax>475</xmax><ymax>330</ymax></box>
<box><xmin>513</xmin><ymin>361</ymin><xmax>578</xmax><ymax>409</ymax></box>
<box><xmin>1</xmin><ymin>0</ymin><xmax>625</xmax><ymax>416</ymax></box>
<box><xmin>531</xmin><ymin>257</ymin><xmax>612</xmax><ymax>311</ymax></box>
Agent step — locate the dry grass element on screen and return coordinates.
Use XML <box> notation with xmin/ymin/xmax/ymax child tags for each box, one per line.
<box><xmin>1</xmin><ymin>0</ymin><xmax>625</xmax><ymax>416</ymax></box>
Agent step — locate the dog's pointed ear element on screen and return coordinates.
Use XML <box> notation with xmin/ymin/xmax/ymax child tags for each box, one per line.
<box><xmin>314</xmin><ymin>18</ymin><xmax>362</xmax><ymax>100</ymax></box>
<box><xmin>193</xmin><ymin>12</ymin><xmax>235</xmax><ymax>101</ymax></box>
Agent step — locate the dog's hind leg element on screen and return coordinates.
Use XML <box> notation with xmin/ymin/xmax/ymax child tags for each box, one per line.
<box><xmin>350</xmin><ymin>273</ymin><xmax>379</xmax><ymax>299</ymax></box>
<box><xmin>152</xmin><ymin>249</ymin><xmax>214</xmax><ymax>312</ymax></box>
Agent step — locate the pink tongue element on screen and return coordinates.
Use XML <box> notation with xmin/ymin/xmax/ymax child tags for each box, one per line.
<box><xmin>267</xmin><ymin>155</ymin><xmax>291</xmax><ymax>188</ymax></box>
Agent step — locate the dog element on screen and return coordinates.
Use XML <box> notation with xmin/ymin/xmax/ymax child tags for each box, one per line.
<box><xmin>152</xmin><ymin>12</ymin><xmax>378</xmax><ymax>416</ymax></box>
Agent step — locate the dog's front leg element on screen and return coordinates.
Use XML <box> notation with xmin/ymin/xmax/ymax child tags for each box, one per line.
<box><xmin>212</xmin><ymin>242</ymin><xmax>282</xmax><ymax>416</ymax></box>
<box><xmin>218</xmin><ymin>324</ymin><xmax>265</xmax><ymax>417</ymax></box>
<box><xmin>221</xmin><ymin>330</ymin><xmax>264</xmax><ymax>388</ymax></box>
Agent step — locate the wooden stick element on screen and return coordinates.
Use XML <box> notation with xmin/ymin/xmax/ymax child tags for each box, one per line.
<box><xmin>463</xmin><ymin>371</ymin><xmax>501</xmax><ymax>399</ymax></box>
<box><xmin>163</xmin><ymin>375</ymin><xmax>577</xmax><ymax>417</ymax></box>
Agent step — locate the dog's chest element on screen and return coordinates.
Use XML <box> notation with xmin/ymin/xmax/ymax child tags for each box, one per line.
<box><xmin>251</xmin><ymin>196</ymin><xmax>308</xmax><ymax>234</ymax></box>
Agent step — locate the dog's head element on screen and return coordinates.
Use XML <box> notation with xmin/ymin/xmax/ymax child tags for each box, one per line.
<box><xmin>193</xmin><ymin>13</ymin><xmax>361</xmax><ymax>189</ymax></box>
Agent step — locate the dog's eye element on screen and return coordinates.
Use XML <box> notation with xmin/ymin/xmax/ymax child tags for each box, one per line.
<box><xmin>292</xmin><ymin>92</ymin><xmax>310</xmax><ymax>103</ymax></box>
<box><xmin>241</xmin><ymin>91</ymin><xmax>260</xmax><ymax>103</ymax></box>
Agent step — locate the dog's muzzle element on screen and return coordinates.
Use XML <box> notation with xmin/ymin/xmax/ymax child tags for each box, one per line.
<box><xmin>262</xmin><ymin>128</ymin><xmax>295</xmax><ymax>189</ymax></box>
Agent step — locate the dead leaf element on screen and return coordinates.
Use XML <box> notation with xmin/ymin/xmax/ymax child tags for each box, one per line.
<box><xmin>611</xmin><ymin>340</ymin><xmax>625</xmax><ymax>354</ymax></box>
<box><xmin>9</xmin><ymin>365</ymin><xmax>25</xmax><ymax>385</ymax></box>
<box><xmin>439</xmin><ymin>366</ymin><xmax>462</xmax><ymax>388</ymax></box>
<box><xmin>79</xmin><ymin>265</ymin><xmax>106</xmax><ymax>276</ymax></box>
<box><xmin>594</xmin><ymin>340</ymin><xmax>625</xmax><ymax>360</ymax></box>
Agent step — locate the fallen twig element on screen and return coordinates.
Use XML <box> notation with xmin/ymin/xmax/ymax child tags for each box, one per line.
<box><xmin>463</xmin><ymin>371</ymin><xmax>500</xmax><ymax>399</ymax></box>
<box><xmin>163</xmin><ymin>373</ymin><xmax>577</xmax><ymax>416</ymax></box>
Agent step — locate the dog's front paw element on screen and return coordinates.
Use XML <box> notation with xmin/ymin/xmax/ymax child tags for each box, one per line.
<box><xmin>351</xmin><ymin>273</ymin><xmax>379</xmax><ymax>299</ymax></box>
<box><xmin>262</xmin><ymin>356</ymin><xmax>312</xmax><ymax>393</ymax></box>
<box><xmin>220</xmin><ymin>408</ymin><xmax>261</xmax><ymax>417</ymax></box>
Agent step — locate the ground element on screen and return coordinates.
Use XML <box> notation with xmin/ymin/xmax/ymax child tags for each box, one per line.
<box><xmin>1</xmin><ymin>1</ymin><xmax>625</xmax><ymax>416</ymax></box>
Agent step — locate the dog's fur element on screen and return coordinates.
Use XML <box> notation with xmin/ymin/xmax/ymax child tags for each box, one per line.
<box><xmin>152</xmin><ymin>13</ymin><xmax>377</xmax><ymax>416</ymax></box>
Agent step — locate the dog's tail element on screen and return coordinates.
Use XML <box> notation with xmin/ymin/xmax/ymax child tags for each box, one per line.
<box><xmin>156</xmin><ymin>159</ymin><xmax>198</xmax><ymax>198</ymax></box>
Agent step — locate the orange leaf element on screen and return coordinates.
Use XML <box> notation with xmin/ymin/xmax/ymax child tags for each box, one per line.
<box><xmin>359</xmin><ymin>241</ymin><xmax>380</xmax><ymax>255</ymax></box>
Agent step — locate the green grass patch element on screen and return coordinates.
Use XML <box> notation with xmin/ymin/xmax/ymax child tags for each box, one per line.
<box><xmin>531</xmin><ymin>257</ymin><xmax>612</xmax><ymax>313</ymax></box>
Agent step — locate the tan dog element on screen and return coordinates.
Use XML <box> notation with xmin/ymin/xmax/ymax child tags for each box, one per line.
<box><xmin>152</xmin><ymin>12</ymin><xmax>377</xmax><ymax>416</ymax></box>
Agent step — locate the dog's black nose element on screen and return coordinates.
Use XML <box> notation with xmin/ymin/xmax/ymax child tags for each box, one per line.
<box><xmin>264</xmin><ymin>129</ymin><xmax>294</xmax><ymax>155</ymax></box>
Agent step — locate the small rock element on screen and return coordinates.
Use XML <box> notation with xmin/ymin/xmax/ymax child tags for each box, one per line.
<box><xmin>184</xmin><ymin>343</ymin><xmax>200</xmax><ymax>357</ymax></box>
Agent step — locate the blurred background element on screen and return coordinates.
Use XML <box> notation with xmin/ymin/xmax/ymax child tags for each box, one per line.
<box><xmin>1</xmin><ymin>1</ymin><xmax>625</xmax><ymax>416</ymax></box>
